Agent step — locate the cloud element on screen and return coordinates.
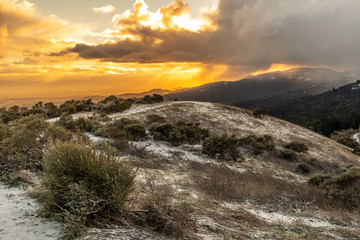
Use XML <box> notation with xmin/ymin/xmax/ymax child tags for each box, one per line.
<box><xmin>59</xmin><ymin>0</ymin><xmax>360</xmax><ymax>74</ymax></box>
<box><xmin>0</xmin><ymin>0</ymin><xmax>83</xmax><ymax>60</ymax></box>
<box><xmin>93</xmin><ymin>5</ymin><xmax>116</xmax><ymax>14</ymax></box>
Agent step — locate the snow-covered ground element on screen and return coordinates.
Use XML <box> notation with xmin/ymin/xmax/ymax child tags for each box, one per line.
<box><xmin>0</xmin><ymin>184</ymin><xmax>60</xmax><ymax>240</ymax></box>
<box><xmin>353</xmin><ymin>133</ymin><xmax>360</xmax><ymax>144</ymax></box>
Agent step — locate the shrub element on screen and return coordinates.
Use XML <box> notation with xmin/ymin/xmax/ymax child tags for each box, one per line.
<box><xmin>75</xmin><ymin>117</ymin><xmax>101</xmax><ymax>133</ymax></box>
<box><xmin>42</xmin><ymin>142</ymin><xmax>135</xmax><ymax>238</ymax></box>
<box><xmin>253</xmin><ymin>108</ymin><xmax>267</xmax><ymax>118</ymax></box>
<box><xmin>151</xmin><ymin>121</ymin><xmax>209</xmax><ymax>146</ymax></box>
<box><xmin>101</xmin><ymin>118</ymin><xmax>147</xmax><ymax>141</ymax></box>
<box><xmin>239</xmin><ymin>134</ymin><xmax>275</xmax><ymax>155</ymax></box>
<box><xmin>308</xmin><ymin>174</ymin><xmax>331</xmax><ymax>186</ymax></box>
<box><xmin>330</xmin><ymin>129</ymin><xmax>359</xmax><ymax>149</ymax></box>
<box><xmin>137</xmin><ymin>94</ymin><xmax>164</xmax><ymax>104</ymax></box>
<box><xmin>279</xmin><ymin>149</ymin><xmax>298</xmax><ymax>161</ymax></box>
<box><xmin>285</xmin><ymin>141</ymin><xmax>309</xmax><ymax>153</ymax></box>
<box><xmin>96</xmin><ymin>97</ymin><xmax>133</xmax><ymax>114</ymax></box>
<box><xmin>177</xmin><ymin>121</ymin><xmax>210</xmax><ymax>145</ymax></box>
<box><xmin>124</xmin><ymin>124</ymin><xmax>147</xmax><ymax>141</ymax></box>
<box><xmin>45</xmin><ymin>125</ymin><xmax>74</xmax><ymax>142</ymax></box>
<box><xmin>56</xmin><ymin>112</ymin><xmax>77</xmax><ymax>132</ymax></box>
<box><xmin>0</xmin><ymin>123</ymin><xmax>7</xmax><ymax>141</ymax></box>
<box><xmin>323</xmin><ymin>166</ymin><xmax>360</xmax><ymax>209</ymax></box>
<box><xmin>0</xmin><ymin>115</ymin><xmax>49</xmax><ymax>176</ymax></box>
<box><xmin>202</xmin><ymin>135</ymin><xmax>243</xmax><ymax>161</ymax></box>
<box><xmin>146</xmin><ymin>114</ymin><xmax>166</xmax><ymax>126</ymax></box>
<box><xmin>296</xmin><ymin>163</ymin><xmax>312</xmax><ymax>174</ymax></box>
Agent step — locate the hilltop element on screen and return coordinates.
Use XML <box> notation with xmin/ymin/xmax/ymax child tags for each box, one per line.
<box><xmin>0</xmin><ymin>100</ymin><xmax>359</xmax><ymax>239</ymax></box>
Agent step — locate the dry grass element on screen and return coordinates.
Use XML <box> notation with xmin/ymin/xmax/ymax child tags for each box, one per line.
<box><xmin>126</xmin><ymin>172</ymin><xmax>198</xmax><ymax>239</ymax></box>
<box><xmin>190</xmin><ymin>162</ymin><xmax>327</xmax><ymax>210</ymax></box>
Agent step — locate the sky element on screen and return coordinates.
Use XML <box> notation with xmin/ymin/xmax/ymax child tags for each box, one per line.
<box><xmin>1</xmin><ymin>0</ymin><xmax>360</xmax><ymax>101</ymax></box>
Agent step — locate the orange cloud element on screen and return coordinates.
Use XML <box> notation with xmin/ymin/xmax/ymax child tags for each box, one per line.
<box><xmin>0</xmin><ymin>0</ymin><xmax>84</xmax><ymax>63</ymax></box>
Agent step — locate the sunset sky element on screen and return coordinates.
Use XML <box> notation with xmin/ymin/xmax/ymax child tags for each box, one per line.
<box><xmin>1</xmin><ymin>0</ymin><xmax>360</xmax><ymax>100</ymax></box>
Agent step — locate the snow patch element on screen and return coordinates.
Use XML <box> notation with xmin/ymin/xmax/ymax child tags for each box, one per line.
<box><xmin>247</xmin><ymin>208</ymin><xmax>335</xmax><ymax>228</ymax></box>
<box><xmin>352</xmin><ymin>133</ymin><xmax>360</xmax><ymax>144</ymax></box>
<box><xmin>0</xmin><ymin>184</ymin><xmax>60</xmax><ymax>240</ymax></box>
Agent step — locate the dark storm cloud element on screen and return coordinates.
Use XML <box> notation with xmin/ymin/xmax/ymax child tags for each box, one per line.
<box><xmin>63</xmin><ymin>0</ymin><xmax>360</xmax><ymax>71</ymax></box>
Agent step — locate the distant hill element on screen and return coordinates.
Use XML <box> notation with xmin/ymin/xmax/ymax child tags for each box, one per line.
<box><xmin>165</xmin><ymin>68</ymin><xmax>359</xmax><ymax>103</ymax></box>
<box><xmin>237</xmin><ymin>80</ymin><xmax>360</xmax><ymax>136</ymax></box>
<box><xmin>118</xmin><ymin>89</ymin><xmax>172</xmax><ymax>99</ymax></box>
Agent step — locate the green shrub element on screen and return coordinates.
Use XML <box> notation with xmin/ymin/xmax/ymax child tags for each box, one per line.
<box><xmin>45</xmin><ymin>125</ymin><xmax>74</xmax><ymax>142</ymax></box>
<box><xmin>75</xmin><ymin>117</ymin><xmax>101</xmax><ymax>133</ymax></box>
<box><xmin>285</xmin><ymin>141</ymin><xmax>309</xmax><ymax>153</ymax></box>
<box><xmin>239</xmin><ymin>135</ymin><xmax>275</xmax><ymax>155</ymax></box>
<box><xmin>101</xmin><ymin>118</ymin><xmax>147</xmax><ymax>141</ymax></box>
<box><xmin>56</xmin><ymin>113</ymin><xmax>77</xmax><ymax>132</ymax></box>
<box><xmin>152</xmin><ymin>123</ymin><xmax>175</xmax><ymax>141</ymax></box>
<box><xmin>296</xmin><ymin>163</ymin><xmax>312</xmax><ymax>174</ymax></box>
<box><xmin>308</xmin><ymin>174</ymin><xmax>331</xmax><ymax>186</ymax></box>
<box><xmin>202</xmin><ymin>135</ymin><xmax>243</xmax><ymax>161</ymax></box>
<box><xmin>0</xmin><ymin>115</ymin><xmax>49</xmax><ymax>175</ymax></box>
<box><xmin>124</xmin><ymin>124</ymin><xmax>147</xmax><ymax>141</ymax></box>
<box><xmin>42</xmin><ymin>142</ymin><xmax>135</xmax><ymax>238</ymax></box>
<box><xmin>168</xmin><ymin>127</ymin><xmax>187</xmax><ymax>146</ymax></box>
<box><xmin>137</xmin><ymin>94</ymin><xmax>164</xmax><ymax>104</ymax></box>
<box><xmin>96</xmin><ymin>97</ymin><xmax>133</xmax><ymax>114</ymax></box>
<box><xmin>279</xmin><ymin>149</ymin><xmax>298</xmax><ymax>161</ymax></box>
<box><xmin>146</xmin><ymin>114</ymin><xmax>166</xmax><ymax>126</ymax></box>
<box><xmin>0</xmin><ymin>123</ymin><xmax>7</xmax><ymax>141</ymax></box>
<box><xmin>151</xmin><ymin>121</ymin><xmax>209</xmax><ymax>146</ymax></box>
<box><xmin>323</xmin><ymin>166</ymin><xmax>360</xmax><ymax>209</ymax></box>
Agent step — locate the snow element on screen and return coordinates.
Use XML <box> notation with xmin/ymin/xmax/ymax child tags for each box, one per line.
<box><xmin>46</xmin><ymin>117</ymin><xmax>60</xmax><ymax>123</ymax></box>
<box><xmin>0</xmin><ymin>184</ymin><xmax>60</xmax><ymax>240</ymax></box>
<box><xmin>85</xmin><ymin>133</ymin><xmax>106</xmax><ymax>143</ymax></box>
<box><xmin>246</xmin><ymin>208</ymin><xmax>335</xmax><ymax>228</ymax></box>
<box><xmin>352</xmin><ymin>133</ymin><xmax>360</xmax><ymax>144</ymax></box>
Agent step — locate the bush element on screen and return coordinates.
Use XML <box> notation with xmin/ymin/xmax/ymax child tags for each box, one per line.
<box><xmin>323</xmin><ymin>166</ymin><xmax>360</xmax><ymax>209</ymax></box>
<box><xmin>151</xmin><ymin>121</ymin><xmax>209</xmax><ymax>146</ymax></box>
<box><xmin>202</xmin><ymin>135</ymin><xmax>243</xmax><ymax>161</ymax></box>
<box><xmin>45</xmin><ymin>125</ymin><xmax>74</xmax><ymax>142</ymax></box>
<box><xmin>56</xmin><ymin>113</ymin><xmax>77</xmax><ymax>132</ymax></box>
<box><xmin>279</xmin><ymin>149</ymin><xmax>298</xmax><ymax>161</ymax></box>
<box><xmin>253</xmin><ymin>108</ymin><xmax>267</xmax><ymax>118</ymax></box>
<box><xmin>96</xmin><ymin>96</ymin><xmax>133</xmax><ymax>114</ymax></box>
<box><xmin>0</xmin><ymin>115</ymin><xmax>49</xmax><ymax>176</ymax></box>
<box><xmin>101</xmin><ymin>118</ymin><xmax>147</xmax><ymax>141</ymax></box>
<box><xmin>330</xmin><ymin>129</ymin><xmax>359</xmax><ymax>149</ymax></box>
<box><xmin>0</xmin><ymin>123</ymin><xmax>7</xmax><ymax>141</ymax></box>
<box><xmin>42</xmin><ymin>142</ymin><xmax>135</xmax><ymax>238</ymax></box>
<box><xmin>75</xmin><ymin>117</ymin><xmax>101</xmax><ymax>133</ymax></box>
<box><xmin>308</xmin><ymin>174</ymin><xmax>331</xmax><ymax>186</ymax></box>
<box><xmin>137</xmin><ymin>94</ymin><xmax>164</xmax><ymax>104</ymax></box>
<box><xmin>124</xmin><ymin>124</ymin><xmax>147</xmax><ymax>141</ymax></box>
<box><xmin>146</xmin><ymin>114</ymin><xmax>166</xmax><ymax>126</ymax></box>
<box><xmin>296</xmin><ymin>163</ymin><xmax>312</xmax><ymax>174</ymax></box>
<box><xmin>285</xmin><ymin>141</ymin><xmax>309</xmax><ymax>153</ymax></box>
<box><xmin>239</xmin><ymin>134</ymin><xmax>275</xmax><ymax>155</ymax></box>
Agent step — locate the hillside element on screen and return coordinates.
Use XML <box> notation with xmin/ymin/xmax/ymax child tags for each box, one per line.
<box><xmin>1</xmin><ymin>101</ymin><xmax>360</xmax><ymax>239</ymax></box>
<box><xmin>237</xmin><ymin>80</ymin><xmax>360</xmax><ymax>136</ymax></box>
<box><xmin>165</xmin><ymin>68</ymin><xmax>358</xmax><ymax>104</ymax></box>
